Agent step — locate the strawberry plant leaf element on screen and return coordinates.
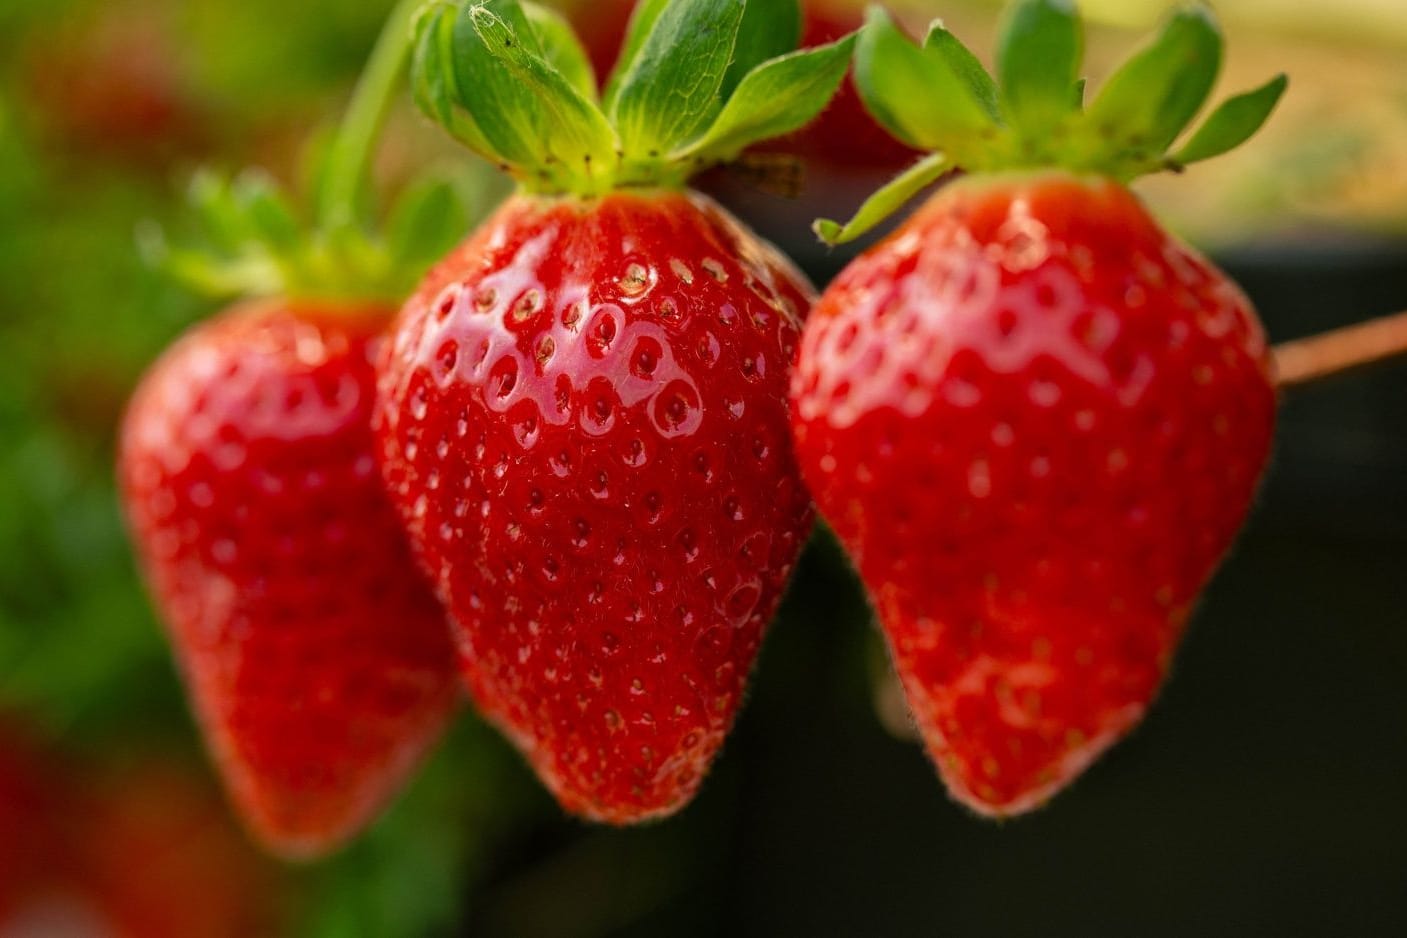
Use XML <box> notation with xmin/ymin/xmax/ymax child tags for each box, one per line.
<box><xmin>923</xmin><ymin>22</ymin><xmax>999</xmax><ymax>122</ymax></box>
<box><xmin>451</xmin><ymin>1</ymin><xmax>615</xmax><ymax>182</ymax></box>
<box><xmin>855</xmin><ymin>8</ymin><xmax>998</xmax><ymax>151</ymax></box>
<box><xmin>838</xmin><ymin>0</ymin><xmax>1284</xmax><ymax>191</ymax></box>
<box><xmin>415</xmin><ymin>0</ymin><xmax>851</xmax><ymax>194</ymax></box>
<box><xmin>1174</xmin><ymin>73</ymin><xmax>1287</xmax><ymax>165</ymax></box>
<box><xmin>610</xmin><ymin>0</ymin><xmax>746</xmax><ymax>157</ymax></box>
<box><xmin>1084</xmin><ymin>4</ymin><xmax>1222</xmax><ymax>166</ymax></box>
<box><xmin>996</xmin><ymin>0</ymin><xmax>1082</xmax><ymax>138</ymax></box>
<box><xmin>813</xmin><ymin>152</ymin><xmax>950</xmax><ymax>245</ymax></box>
<box><xmin>602</xmin><ymin>0</ymin><xmax>671</xmax><ymax>109</ymax></box>
<box><xmin>522</xmin><ymin>1</ymin><xmax>598</xmax><ymax>103</ymax></box>
<box><xmin>387</xmin><ymin>176</ymin><xmax>470</xmax><ymax>269</ymax></box>
<box><xmin>232</xmin><ymin>170</ymin><xmax>302</xmax><ymax>254</ymax></box>
<box><xmin>148</xmin><ymin>0</ymin><xmax>487</xmax><ymax>305</ymax></box>
<box><xmin>412</xmin><ymin>3</ymin><xmax>501</xmax><ymax>159</ymax></box>
<box><xmin>721</xmin><ymin>0</ymin><xmax>801</xmax><ymax>99</ymax></box>
<box><xmin>677</xmin><ymin>35</ymin><xmax>855</xmax><ymax>164</ymax></box>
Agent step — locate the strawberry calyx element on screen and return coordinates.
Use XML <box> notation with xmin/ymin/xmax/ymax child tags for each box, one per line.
<box><xmin>413</xmin><ymin>0</ymin><xmax>856</xmax><ymax>197</ymax></box>
<box><xmin>816</xmin><ymin>0</ymin><xmax>1288</xmax><ymax>244</ymax></box>
<box><xmin>140</xmin><ymin>0</ymin><xmax>473</xmax><ymax>305</ymax></box>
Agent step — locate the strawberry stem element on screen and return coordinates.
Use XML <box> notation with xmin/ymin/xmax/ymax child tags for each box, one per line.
<box><xmin>1274</xmin><ymin>310</ymin><xmax>1407</xmax><ymax>388</ymax></box>
<box><xmin>319</xmin><ymin>0</ymin><xmax>422</xmax><ymax>238</ymax></box>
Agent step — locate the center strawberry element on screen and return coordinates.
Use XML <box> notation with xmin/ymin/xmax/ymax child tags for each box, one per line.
<box><xmin>377</xmin><ymin>0</ymin><xmax>856</xmax><ymax>821</ymax></box>
<box><xmin>377</xmin><ymin>191</ymin><xmax>813</xmax><ymax>820</ymax></box>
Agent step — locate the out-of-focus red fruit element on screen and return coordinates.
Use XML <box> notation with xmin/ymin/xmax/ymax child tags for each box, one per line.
<box><xmin>120</xmin><ymin>300</ymin><xmax>459</xmax><ymax>859</ymax></box>
<box><xmin>76</xmin><ymin>760</ymin><xmax>286</xmax><ymax>938</ymax></box>
<box><xmin>0</xmin><ymin>722</ymin><xmax>284</xmax><ymax>938</ymax></box>
<box><xmin>22</xmin><ymin>3</ymin><xmax>205</xmax><ymax>164</ymax></box>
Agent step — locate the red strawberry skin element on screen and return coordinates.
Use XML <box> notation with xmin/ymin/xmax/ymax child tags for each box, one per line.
<box><xmin>375</xmin><ymin>191</ymin><xmax>814</xmax><ymax>823</ymax></box>
<box><xmin>791</xmin><ymin>173</ymin><xmax>1276</xmax><ymax>816</ymax></box>
<box><xmin>119</xmin><ymin>300</ymin><xmax>458</xmax><ymax>858</ymax></box>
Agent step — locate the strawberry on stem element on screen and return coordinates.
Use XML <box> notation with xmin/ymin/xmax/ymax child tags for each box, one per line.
<box><xmin>119</xmin><ymin>0</ymin><xmax>472</xmax><ymax>859</ymax></box>
<box><xmin>792</xmin><ymin>0</ymin><xmax>1286</xmax><ymax>816</ymax></box>
<box><xmin>376</xmin><ymin>0</ymin><xmax>853</xmax><ymax>822</ymax></box>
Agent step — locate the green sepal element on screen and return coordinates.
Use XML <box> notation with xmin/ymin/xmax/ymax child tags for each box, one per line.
<box><xmin>145</xmin><ymin>0</ymin><xmax>485</xmax><ymax>308</ymax></box>
<box><xmin>854</xmin><ymin>8</ymin><xmax>998</xmax><ymax>152</ymax></box>
<box><xmin>676</xmin><ymin>35</ymin><xmax>855</xmax><ymax>165</ymax></box>
<box><xmin>602</xmin><ymin>0</ymin><xmax>671</xmax><ymax>109</ymax></box>
<box><xmin>414</xmin><ymin>0</ymin><xmax>855</xmax><ymax>197</ymax></box>
<box><xmin>923</xmin><ymin>22</ymin><xmax>999</xmax><ymax>122</ymax></box>
<box><xmin>521</xmin><ymin>2</ymin><xmax>598</xmax><ymax>102</ymax></box>
<box><xmin>610</xmin><ymin>0</ymin><xmax>746</xmax><ymax>158</ymax></box>
<box><xmin>461</xmin><ymin>1</ymin><xmax>618</xmax><ymax>186</ymax></box>
<box><xmin>1083</xmin><ymin>4</ymin><xmax>1222</xmax><ymax>169</ymax></box>
<box><xmin>721</xmin><ymin>0</ymin><xmax>801</xmax><ymax>100</ymax></box>
<box><xmin>830</xmin><ymin>0</ymin><xmax>1287</xmax><ymax>237</ymax></box>
<box><xmin>996</xmin><ymin>0</ymin><xmax>1083</xmax><ymax>139</ymax></box>
<box><xmin>386</xmin><ymin>175</ymin><xmax>473</xmax><ymax>272</ymax></box>
<box><xmin>412</xmin><ymin>2</ymin><xmax>501</xmax><ymax>158</ymax></box>
<box><xmin>813</xmin><ymin>152</ymin><xmax>950</xmax><ymax>245</ymax></box>
<box><xmin>1173</xmin><ymin>73</ymin><xmax>1287</xmax><ymax>166</ymax></box>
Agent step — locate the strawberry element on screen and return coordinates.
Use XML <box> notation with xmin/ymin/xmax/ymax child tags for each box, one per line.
<box><xmin>119</xmin><ymin>0</ymin><xmax>469</xmax><ymax>858</ymax></box>
<box><xmin>793</xmin><ymin>0</ymin><xmax>1287</xmax><ymax>815</ymax></box>
<box><xmin>121</xmin><ymin>301</ymin><xmax>458</xmax><ymax>856</ymax></box>
<box><xmin>377</xmin><ymin>0</ymin><xmax>854</xmax><ymax>821</ymax></box>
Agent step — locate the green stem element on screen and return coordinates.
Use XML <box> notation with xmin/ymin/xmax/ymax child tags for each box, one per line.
<box><xmin>319</xmin><ymin>0</ymin><xmax>423</xmax><ymax>236</ymax></box>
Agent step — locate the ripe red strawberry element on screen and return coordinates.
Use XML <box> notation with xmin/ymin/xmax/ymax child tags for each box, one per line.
<box><xmin>121</xmin><ymin>300</ymin><xmax>458</xmax><ymax>855</ymax></box>
<box><xmin>378</xmin><ymin>192</ymin><xmax>813</xmax><ymax>820</ymax></box>
<box><xmin>119</xmin><ymin>0</ymin><xmax>469</xmax><ymax>857</ymax></box>
<box><xmin>378</xmin><ymin>0</ymin><xmax>853</xmax><ymax>821</ymax></box>
<box><xmin>794</xmin><ymin>1</ymin><xmax>1287</xmax><ymax>815</ymax></box>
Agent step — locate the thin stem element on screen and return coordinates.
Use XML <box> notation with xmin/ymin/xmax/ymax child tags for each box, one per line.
<box><xmin>1274</xmin><ymin>310</ymin><xmax>1407</xmax><ymax>389</ymax></box>
<box><xmin>319</xmin><ymin>0</ymin><xmax>423</xmax><ymax>236</ymax></box>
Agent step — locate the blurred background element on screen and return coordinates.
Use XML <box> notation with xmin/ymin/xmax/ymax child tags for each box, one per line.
<box><xmin>0</xmin><ymin>0</ymin><xmax>1404</xmax><ymax>935</ymax></box>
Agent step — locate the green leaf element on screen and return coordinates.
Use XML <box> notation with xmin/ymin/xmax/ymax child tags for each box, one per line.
<box><xmin>602</xmin><ymin>0</ymin><xmax>670</xmax><ymax>108</ymax></box>
<box><xmin>610</xmin><ymin>0</ymin><xmax>746</xmax><ymax>157</ymax></box>
<box><xmin>233</xmin><ymin>170</ymin><xmax>302</xmax><ymax>253</ymax></box>
<box><xmin>854</xmin><ymin>8</ymin><xmax>999</xmax><ymax>151</ymax></box>
<box><xmin>411</xmin><ymin>2</ymin><xmax>501</xmax><ymax>159</ymax></box>
<box><xmin>923</xmin><ymin>21</ymin><xmax>999</xmax><ymax>121</ymax></box>
<box><xmin>522</xmin><ymin>1</ymin><xmax>598</xmax><ymax>102</ymax></box>
<box><xmin>721</xmin><ymin>0</ymin><xmax>801</xmax><ymax>100</ymax></box>
<box><xmin>1173</xmin><ymin>73</ymin><xmax>1287</xmax><ymax>165</ymax></box>
<box><xmin>458</xmin><ymin>0</ymin><xmax>617</xmax><ymax>185</ymax></box>
<box><xmin>996</xmin><ymin>0</ymin><xmax>1082</xmax><ymax>137</ymax></box>
<box><xmin>813</xmin><ymin>152</ymin><xmax>950</xmax><ymax>245</ymax></box>
<box><xmin>387</xmin><ymin>176</ymin><xmax>470</xmax><ymax>269</ymax></box>
<box><xmin>1085</xmin><ymin>4</ymin><xmax>1222</xmax><ymax>158</ymax></box>
<box><xmin>678</xmin><ymin>35</ymin><xmax>855</xmax><ymax>163</ymax></box>
<box><xmin>188</xmin><ymin>171</ymin><xmax>251</xmax><ymax>252</ymax></box>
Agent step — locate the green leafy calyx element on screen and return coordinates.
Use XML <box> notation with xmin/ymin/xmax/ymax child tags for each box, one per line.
<box><xmin>143</xmin><ymin>0</ymin><xmax>473</xmax><ymax>304</ymax></box>
<box><xmin>414</xmin><ymin>0</ymin><xmax>856</xmax><ymax>196</ymax></box>
<box><xmin>819</xmin><ymin>0</ymin><xmax>1287</xmax><ymax>243</ymax></box>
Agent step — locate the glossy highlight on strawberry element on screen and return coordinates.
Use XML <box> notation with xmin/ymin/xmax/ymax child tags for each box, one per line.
<box><xmin>376</xmin><ymin>192</ymin><xmax>814</xmax><ymax>821</ymax></box>
<box><xmin>120</xmin><ymin>301</ymin><xmax>459</xmax><ymax>856</ymax></box>
<box><xmin>794</xmin><ymin>173</ymin><xmax>1276</xmax><ymax>814</ymax></box>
